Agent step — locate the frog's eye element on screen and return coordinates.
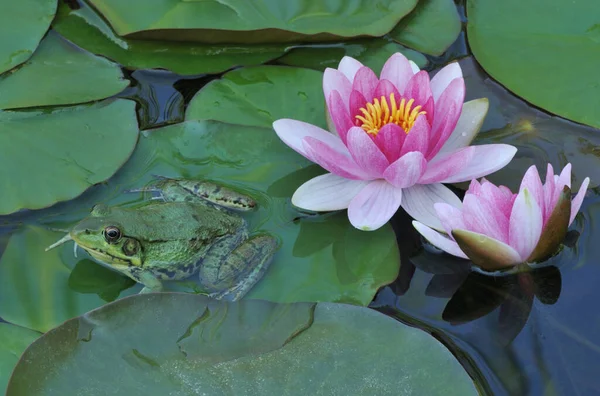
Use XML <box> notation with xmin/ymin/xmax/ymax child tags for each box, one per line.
<box><xmin>103</xmin><ymin>226</ymin><xmax>121</xmax><ymax>243</ymax></box>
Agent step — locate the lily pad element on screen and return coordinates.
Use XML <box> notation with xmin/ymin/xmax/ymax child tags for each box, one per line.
<box><xmin>456</xmin><ymin>57</ymin><xmax>600</xmax><ymax>191</ymax></box>
<box><xmin>86</xmin><ymin>0</ymin><xmax>419</xmax><ymax>43</ymax></box>
<box><xmin>389</xmin><ymin>0</ymin><xmax>462</xmax><ymax>56</ymax></box>
<box><xmin>277</xmin><ymin>39</ymin><xmax>428</xmax><ymax>72</ymax></box>
<box><xmin>0</xmin><ymin>99</ymin><xmax>139</xmax><ymax>215</ymax></box>
<box><xmin>186</xmin><ymin>66</ymin><xmax>327</xmax><ymax>129</ymax></box>
<box><xmin>0</xmin><ymin>227</ymin><xmax>120</xmax><ymax>333</ymax></box>
<box><xmin>52</xmin><ymin>1</ymin><xmax>288</xmax><ymax>75</ymax></box>
<box><xmin>0</xmin><ymin>324</ymin><xmax>40</xmax><ymax>393</ymax></box>
<box><xmin>467</xmin><ymin>0</ymin><xmax>600</xmax><ymax>128</ymax></box>
<box><xmin>0</xmin><ymin>0</ymin><xmax>56</xmax><ymax>74</ymax></box>
<box><xmin>6</xmin><ymin>293</ymin><xmax>477</xmax><ymax>395</ymax></box>
<box><xmin>0</xmin><ymin>31</ymin><xmax>128</xmax><ymax>109</ymax></box>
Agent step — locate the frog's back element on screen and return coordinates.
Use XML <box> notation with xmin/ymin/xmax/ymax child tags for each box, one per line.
<box><xmin>119</xmin><ymin>202</ymin><xmax>243</xmax><ymax>242</ymax></box>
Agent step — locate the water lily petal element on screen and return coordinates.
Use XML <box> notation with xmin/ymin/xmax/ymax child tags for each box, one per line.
<box><xmin>291</xmin><ymin>173</ymin><xmax>368</xmax><ymax>211</ymax></box>
<box><xmin>380</xmin><ymin>52</ymin><xmax>414</xmax><ymax>94</ymax></box>
<box><xmin>430</xmin><ymin>62</ymin><xmax>462</xmax><ymax>102</ymax></box>
<box><xmin>409</xmin><ymin>60</ymin><xmax>420</xmax><ymax>74</ymax></box>
<box><xmin>323</xmin><ymin>68</ymin><xmax>352</xmax><ymax>107</ymax></box>
<box><xmin>400</xmin><ymin>116</ymin><xmax>430</xmax><ymax>156</ymax></box>
<box><xmin>519</xmin><ymin>165</ymin><xmax>545</xmax><ymax>220</ymax></box>
<box><xmin>353</xmin><ymin>66</ymin><xmax>379</xmax><ymax>101</ymax></box>
<box><xmin>436</xmin><ymin>98</ymin><xmax>489</xmax><ymax>156</ymax></box>
<box><xmin>413</xmin><ymin>221</ymin><xmax>468</xmax><ymax>259</ymax></box>
<box><xmin>452</xmin><ymin>229</ymin><xmax>523</xmax><ymax>270</ymax></box>
<box><xmin>419</xmin><ymin>146</ymin><xmax>475</xmax><ymax>184</ymax></box>
<box><xmin>557</xmin><ymin>163</ymin><xmax>572</xmax><ymax>189</ymax></box>
<box><xmin>427</xmin><ymin>78</ymin><xmax>465</xmax><ymax>159</ymax></box>
<box><xmin>434</xmin><ymin>202</ymin><xmax>466</xmax><ymax>236</ymax></box>
<box><xmin>349</xmin><ymin>90</ymin><xmax>367</xmax><ymax>121</ymax></box>
<box><xmin>462</xmin><ymin>193</ymin><xmax>509</xmax><ymax>243</ymax></box>
<box><xmin>509</xmin><ymin>188</ymin><xmax>544</xmax><ymax>261</ymax></box>
<box><xmin>528</xmin><ymin>186</ymin><xmax>571</xmax><ymax>262</ymax></box>
<box><xmin>383</xmin><ymin>151</ymin><xmax>427</xmax><ymax>188</ymax></box>
<box><xmin>543</xmin><ymin>163</ymin><xmax>556</xmax><ymax>220</ymax></box>
<box><xmin>348</xmin><ymin>180</ymin><xmax>403</xmax><ymax>231</ymax></box>
<box><xmin>346</xmin><ymin>127</ymin><xmax>389</xmax><ymax>177</ymax></box>
<box><xmin>273</xmin><ymin>119</ymin><xmax>344</xmax><ymax>161</ymax></box>
<box><xmin>401</xmin><ymin>183</ymin><xmax>462</xmax><ymax>231</ymax></box>
<box><xmin>303</xmin><ymin>137</ymin><xmax>369</xmax><ymax>180</ymax></box>
<box><xmin>373</xmin><ymin>123</ymin><xmax>405</xmax><ymax>163</ymax></box>
<box><xmin>403</xmin><ymin>70</ymin><xmax>432</xmax><ymax>106</ymax></box>
<box><xmin>327</xmin><ymin>91</ymin><xmax>353</xmax><ymax>144</ymax></box>
<box><xmin>480</xmin><ymin>180</ymin><xmax>515</xmax><ymax>215</ymax></box>
<box><xmin>338</xmin><ymin>56</ymin><xmax>363</xmax><ymax>82</ymax></box>
<box><xmin>467</xmin><ymin>179</ymin><xmax>482</xmax><ymax>195</ymax></box>
<box><xmin>570</xmin><ymin>177</ymin><xmax>590</xmax><ymax>225</ymax></box>
<box><xmin>424</xmin><ymin>144</ymin><xmax>517</xmax><ymax>184</ymax></box>
<box><xmin>373</xmin><ymin>79</ymin><xmax>401</xmax><ymax>103</ymax></box>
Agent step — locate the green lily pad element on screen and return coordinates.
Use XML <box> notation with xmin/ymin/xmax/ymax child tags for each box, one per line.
<box><xmin>0</xmin><ymin>227</ymin><xmax>119</xmax><ymax>333</ymax></box>
<box><xmin>0</xmin><ymin>31</ymin><xmax>128</xmax><ymax>109</ymax></box>
<box><xmin>0</xmin><ymin>0</ymin><xmax>56</xmax><ymax>74</ymax></box>
<box><xmin>277</xmin><ymin>39</ymin><xmax>428</xmax><ymax>72</ymax></box>
<box><xmin>86</xmin><ymin>0</ymin><xmax>419</xmax><ymax>43</ymax></box>
<box><xmin>389</xmin><ymin>0</ymin><xmax>462</xmax><ymax>56</ymax></box>
<box><xmin>457</xmin><ymin>57</ymin><xmax>599</xmax><ymax>191</ymax></box>
<box><xmin>467</xmin><ymin>0</ymin><xmax>600</xmax><ymax>128</ymax></box>
<box><xmin>0</xmin><ymin>324</ymin><xmax>40</xmax><ymax>394</ymax></box>
<box><xmin>52</xmin><ymin>1</ymin><xmax>288</xmax><ymax>75</ymax></box>
<box><xmin>186</xmin><ymin>66</ymin><xmax>327</xmax><ymax>129</ymax></box>
<box><xmin>0</xmin><ymin>99</ymin><xmax>139</xmax><ymax>215</ymax></box>
<box><xmin>6</xmin><ymin>293</ymin><xmax>477</xmax><ymax>395</ymax></box>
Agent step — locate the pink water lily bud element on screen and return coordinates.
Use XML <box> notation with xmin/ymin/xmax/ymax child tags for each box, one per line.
<box><xmin>273</xmin><ymin>53</ymin><xmax>517</xmax><ymax>231</ymax></box>
<box><xmin>413</xmin><ymin>164</ymin><xmax>590</xmax><ymax>271</ymax></box>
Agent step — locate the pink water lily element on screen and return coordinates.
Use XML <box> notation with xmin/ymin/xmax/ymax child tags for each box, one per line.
<box><xmin>273</xmin><ymin>53</ymin><xmax>516</xmax><ymax>230</ymax></box>
<box><xmin>413</xmin><ymin>164</ymin><xmax>590</xmax><ymax>271</ymax></box>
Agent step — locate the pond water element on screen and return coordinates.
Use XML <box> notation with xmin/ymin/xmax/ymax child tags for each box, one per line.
<box><xmin>1</xmin><ymin>0</ymin><xmax>599</xmax><ymax>395</ymax></box>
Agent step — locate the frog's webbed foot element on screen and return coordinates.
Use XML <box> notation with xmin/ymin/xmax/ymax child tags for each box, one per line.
<box><xmin>128</xmin><ymin>177</ymin><xmax>257</xmax><ymax>212</ymax></box>
<box><xmin>138</xmin><ymin>272</ymin><xmax>164</xmax><ymax>294</ymax></box>
<box><xmin>203</xmin><ymin>234</ymin><xmax>280</xmax><ymax>301</ymax></box>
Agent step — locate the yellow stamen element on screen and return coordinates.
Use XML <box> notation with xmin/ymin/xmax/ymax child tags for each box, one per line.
<box><xmin>355</xmin><ymin>93</ymin><xmax>426</xmax><ymax>136</ymax></box>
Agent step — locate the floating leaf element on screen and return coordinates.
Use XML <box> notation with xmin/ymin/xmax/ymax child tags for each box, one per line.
<box><xmin>52</xmin><ymin>1</ymin><xmax>288</xmax><ymax>75</ymax></box>
<box><xmin>277</xmin><ymin>38</ymin><xmax>428</xmax><ymax>72</ymax></box>
<box><xmin>467</xmin><ymin>0</ymin><xmax>600</xmax><ymax>128</ymax></box>
<box><xmin>389</xmin><ymin>0</ymin><xmax>462</xmax><ymax>56</ymax></box>
<box><xmin>186</xmin><ymin>66</ymin><xmax>326</xmax><ymax>129</ymax></box>
<box><xmin>7</xmin><ymin>293</ymin><xmax>477</xmax><ymax>395</ymax></box>
<box><xmin>0</xmin><ymin>0</ymin><xmax>56</xmax><ymax>74</ymax></box>
<box><xmin>86</xmin><ymin>0</ymin><xmax>419</xmax><ymax>43</ymax></box>
<box><xmin>0</xmin><ymin>31</ymin><xmax>128</xmax><ymax>109</ymax></box>
<box><xmin>456</xmin><ymin>57</ymin><xmax>600</xmax><ymax>191</ymax></box>
<box><xmin>0</xmin><ymin>99</ymin><xmax>139</xmax><ymax>214</ymax></box>
<box><xmin>0</xmin><ymin>324</ymin><xmax>40</xmax><ymax>393</ymax></box>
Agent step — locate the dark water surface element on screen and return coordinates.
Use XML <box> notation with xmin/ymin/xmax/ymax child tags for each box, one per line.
<box><xmin>3</xmin><ymin>2</ymin><xmax>600</xmax><ymax>395</ymax></box>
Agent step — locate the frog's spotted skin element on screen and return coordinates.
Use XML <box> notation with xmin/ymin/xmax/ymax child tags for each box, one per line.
<box><xmin>46</xmin><ymin>178</ymin><xmax>279</xmax><ymax>301</ymax></box>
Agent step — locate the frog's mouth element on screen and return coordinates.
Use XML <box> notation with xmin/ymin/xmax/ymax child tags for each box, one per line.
<box><xmin>80</xmin><ymin>246</ymin><xmax>134</xmax><ymax>268</ymax></box>
<box><xmin>45</xmin><ymin>233</ymin><xmax>134</xmax><ymax>269</ymax></box>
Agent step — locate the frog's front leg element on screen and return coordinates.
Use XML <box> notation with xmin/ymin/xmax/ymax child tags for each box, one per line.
<box><xmin>137</xmin><ymin>271</ymin><xmax>164</xmax><ymax>294</ymax></box>
<box><xmin>200</xmin><ymin>234</ymin><xmax>280</xmax><ymax>301</ymax></box>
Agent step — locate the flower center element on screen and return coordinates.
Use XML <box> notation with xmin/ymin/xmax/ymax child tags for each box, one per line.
<box><xmin>355</xmin><ymin>93</ymin><xmax>426</xmax><ymax>136</ymax></box>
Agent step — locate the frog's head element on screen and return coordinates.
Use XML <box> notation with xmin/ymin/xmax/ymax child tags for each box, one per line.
<box><xmin>67</xmin><ymin>204</ymin><xmax>143</xmax><ymax>268</ymax></box>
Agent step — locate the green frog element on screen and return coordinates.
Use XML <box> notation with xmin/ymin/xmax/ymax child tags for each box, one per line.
<box><xmin>46</xmin><ymin>177</ymin><xmax>279</xmax><ymax>301</ymax></box>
